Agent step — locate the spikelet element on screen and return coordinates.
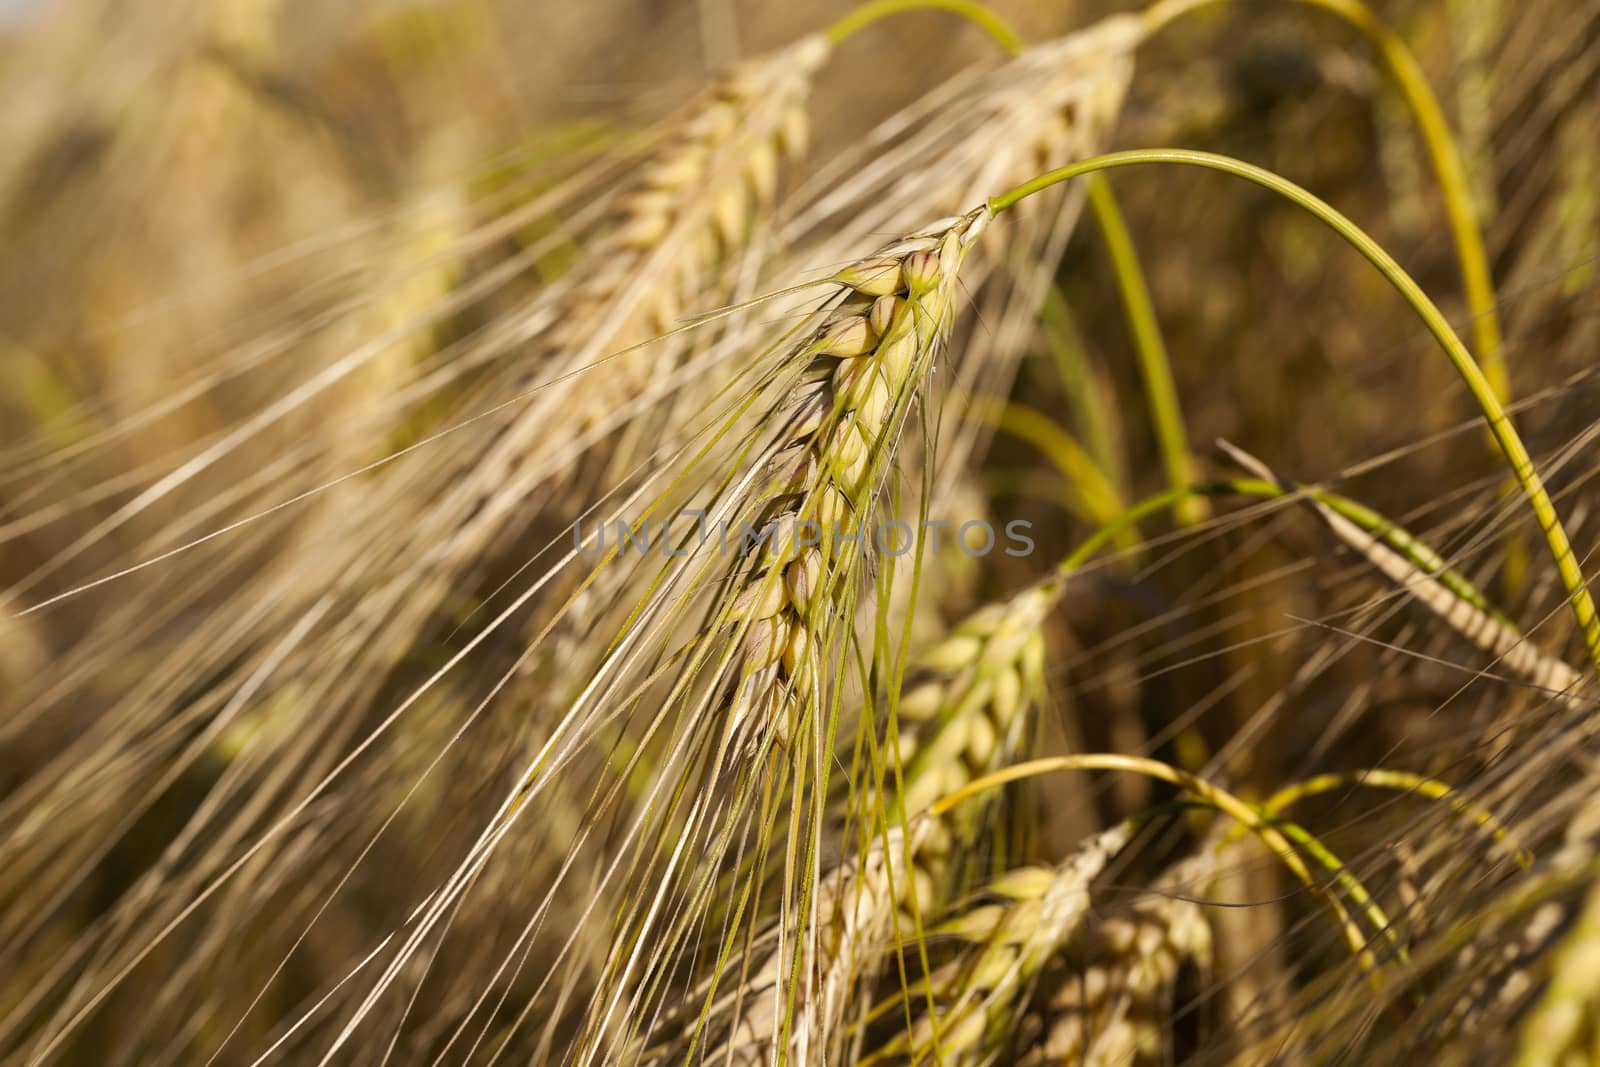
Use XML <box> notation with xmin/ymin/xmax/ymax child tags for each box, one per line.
<box><xmin>489</xmin><ymin>16</ymin><xmax>1142</xmax><ymax>721</ymax></box>
<box><xmin>867</xmin><ymin>823</ymin><xmax>1136</xmax><ymax>1066</ymax></box>
<box><xmin>718</xmin><ymin>209</ymin><xmax>990</xmax><ymax>759</ymax></box>
<box><xmin>643</xmin><ymin>212</ymin><xmax>991</xmax><ymax>1060</ymax></box>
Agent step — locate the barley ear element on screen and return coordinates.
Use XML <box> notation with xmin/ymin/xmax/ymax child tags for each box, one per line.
<box><xmin>1219</xmin><ymin>439</ymin><xmax>1583</xmax><ymax>697</ymax></box>
<box><xmin>870</xmin><ymin>822</ymin><xmax>1136</xmax><ymax>1065</ymax></box>
<box><xmin>718</xmin><ymin>209</ymin><xmax>992</xmax><ymax>765</ymax></box>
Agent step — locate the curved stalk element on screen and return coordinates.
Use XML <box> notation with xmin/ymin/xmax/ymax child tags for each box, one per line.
<box><xmin>826</xmin><ymin>0</ymin><xmax>1024</xmax><ymax>53</ymax></box>
<box><xmin>1140</xmin><ymin>0</ymin><xmax>1508</xmax><ymax>402</ymax></box>
<box><xmin>988</xmin><ymin>148</ymin><xmax>1600</xmax><ymax>674</ymax></box>
<box><xmin>931</xmin><ymin>753</ymin><xmax>1380</xmax><ymax>975</ymax></box>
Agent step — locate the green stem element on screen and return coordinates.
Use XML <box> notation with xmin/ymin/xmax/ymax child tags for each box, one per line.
<box><xmin>931</xmin><ymin>753</ymin><xmax>1379</xmax><ymax>973</ymax></box>
<box><xmin>1261</xmin><ymin>810</ymin><xmax>1409</xmax><ymax>967</ymax></box>
<box><xmin>1084</xmin><ymin>174</ymin><xmax>1206</xmax><ymax>526</ymax></box>
<box><xmin>989</xmin><ymin>148</ymin><xmax>1600</xmax><ymax>674</ymax></box>
<box><xmin>1050</xmin><ymin>482</ymin><xmax>1226</xmax><ymax>580</ymax></box>
<box><xmin>825</xmin><ymin>0</ymin><xmax>1024</xmax><ymax>53</ymax></box>
<box><xmin>1255</xmin><ymin>768</ymin><xmax>1533</xmax><ymax>866</ymax></box>
<box><xmin>1140</xmin><ymin>0</ymin><xmax>1508</xmax><ymax>403</ymax></box>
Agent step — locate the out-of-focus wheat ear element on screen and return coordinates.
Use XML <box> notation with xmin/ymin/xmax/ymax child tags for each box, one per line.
<box><xmin>892</xmin><ymin>582</ymin><xmax>1054</xmax><ymax>820</ymax></box>
<box><xmin>866</xmin><ymin>823</ymin><xmax>1135</xmax><ymax>1065</ymax></box>
<box><xmin>1425</xmin><ymin>781</ymin><xmax>1600</xmax><ymax>1058</ymax></box>
<box><xmin>716</xmin><ymin>209</ymin><xmax>990</xmax><ymax>766</ymax></box>
<box><xmin>781</xmin><ymin>15</ymin><xmax>1144</xmax><ymax>499</ymax></box>
<box><xmin>787</xmin><ymin>14</ymin><xmax>1145</xmax><ymax>241</ymax></box>
<box><xmin>557</xmin><ymin>35</ymin><xmax>827</xmax><ymax>413</ymax></box>
<box><xmin>1511</xmin><ymin>881</ymin><xmax>1600</xmax><ymax>1067</ymax></box>
<box><xmin>874</xmin><ymin>577</ymin><xmax>1056</xmax><ymax>934</ymax></box>
<box><xmin>410</xmin><ymin>31</ymin><xmax>831</xmax><ymax>593</ymax></box>
<box><xmin>1018</xmin><ymin>861</ymin><xmax>1214</xmax><ymax>1067</ymax></box>
<box><xmin>1219</xmin><ymin>440</ymin><xmax>1584</xmax><ymax>697</ymax></box>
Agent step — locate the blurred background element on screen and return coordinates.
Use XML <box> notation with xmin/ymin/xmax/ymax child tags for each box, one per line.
<box><xmin>1</xmin><ymin>0</ymin><xmax>1597</xmax><ymax>1063</ymax></box>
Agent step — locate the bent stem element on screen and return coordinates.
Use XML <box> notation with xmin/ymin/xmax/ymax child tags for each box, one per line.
<box><xmin>1140</xmin><ymin>0</ymin><xmax>1508</xmax><ymax>403</ymax></box>
<box><xmin>988</xmin><ymin>148</ymin><xmax>1600</xmax><ymax>675</ymax></box>
<box><xmin>825</xmin><ymin>0</ymin><xmax>1024</xmax><ymax>53</ymax></box>
<box><xmin>930</xmin><ymin>753</ymin><xmax>1380</xmax><ymax>976</ymax></box>
<box><xmin>1254</xmin><ymin>768</ymin><xmax>1533</xmax><ymax>867</ymax></box>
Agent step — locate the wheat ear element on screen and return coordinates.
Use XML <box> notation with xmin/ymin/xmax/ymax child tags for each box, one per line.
<box><xmin>648</xmin><ymin>211</ymin><xmax>989</xmax><ymax>1062</ymax></box>
<box><xmin>553</xmin><ymin>37</ymin><xmax>825</xmax><ymax>425</ymax></box>
<box><xmin>340</xmin><ymin>35</ymin><xmax>827</xmax><ymax>656</ymax></box>
<box><xmin>865</xmin><ymin>822</ymin><xmax>1136</xmax><ymax>1065</ymax></box>
<box><xmin>1220</xmin><ymin>440</ymin><xmax>1584</xmax><ymax>697</ymax></box>
<box><xmin>716</xmin><ymin>209</ymin><xmax>990</xmax><ymax>761</ymax></box>
<box><xmin>675</xmin><ymin>813</ymin><xmax>940</xmax><ymax>1067</ymax></box>
<box><xmin>1019</xmin><ymin>860</ymin><xmax>1214</xmax><ymax>1066</ymax></box>
<box><xmin>891</xmin><ymin>582</ymin><xmax>1053</xmax><ymax>819</ymax></box>
<box><xmin>614</xmin><ymin>220</ymin><xmax>978</xmax><ymax>1056</ymax></box>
